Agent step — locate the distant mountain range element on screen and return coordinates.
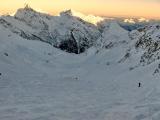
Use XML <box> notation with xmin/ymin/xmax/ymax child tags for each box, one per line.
<box><xmin>1</xmin><ymin>6</ymin><xmax>160</xmax><ymax>73</ymax></box>
<box><xmin>0</xmin><ymin>6</ymin><xmax>160</xmax><ymax>54</ymax></box>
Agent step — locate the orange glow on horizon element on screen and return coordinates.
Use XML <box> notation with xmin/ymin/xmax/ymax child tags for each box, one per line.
<box><xmin>0</xmin><ymin>0</ymin><xmax>160</xmax><ymax>19</ymax></box>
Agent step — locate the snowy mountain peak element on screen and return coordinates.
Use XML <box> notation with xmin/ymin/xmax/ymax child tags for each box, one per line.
<box><xmin>14</xmin><ymin>5</ymin><xmax>51</xmax><ymax>21</ymax></box>
<box><xmin>15</xmin><ymin>5</ymin><xmax>37</xmax><ymax>17</ymax></box>
<box><xmin>108</xmin><ymin>21</ymin><xmax>128</xmax><ymax>35</ymax></box>
<box><xmin>0</xmin><ymin>7</ymin><xmax>101</xmax><ymax>54</ymax></box>
<box><xmin>60</xmin><ymin>9</ymin><xmax>104</xmax><ymax>25</ymax></box>
<box><xmin>124</xmin><ymin>17</ymin><xmax>150</xmax><ymax>24</ymax></box>
<box><xmin>60</xmin><ymin>9</ymin><xmax>73</xmax><ymax>16</ymax></box>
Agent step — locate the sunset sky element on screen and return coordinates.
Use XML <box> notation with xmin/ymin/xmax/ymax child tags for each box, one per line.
<box><xmin>0</xmin><ymin>0</ymin><xmax>160</xmax><ymax>19</ymax></box>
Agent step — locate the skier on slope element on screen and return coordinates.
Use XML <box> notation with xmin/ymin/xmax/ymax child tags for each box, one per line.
<box><xmin>138</xmin><ymin>82</ymin><xmax>141</xmax><ymax>87</ymax></box>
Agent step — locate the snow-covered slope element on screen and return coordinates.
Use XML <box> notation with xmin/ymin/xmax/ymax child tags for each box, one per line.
<box><xmin>0</xmin><ymin>19</ymin><xmax>160</xmax><ymax>120</ymax></box>
<box><xmin>96</xmin><ymin>20</ymin><xmax>130</xmax><ymax>49</ymax></box>
<box><xmin>1</xmin><ymin>7</ymin><xmax>160</xmax><ymax>120</ymax></box>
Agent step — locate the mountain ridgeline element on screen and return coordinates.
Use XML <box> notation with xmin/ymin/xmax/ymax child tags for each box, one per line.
<box><xmin>0</xmin><ymin>6</ymin><xmax>159</xmax><ymax>55</ymax></box>
<box><xmin>0</xmin><ymin>6</ymin><xmax>101</xmax><ymax>54</ymax></box>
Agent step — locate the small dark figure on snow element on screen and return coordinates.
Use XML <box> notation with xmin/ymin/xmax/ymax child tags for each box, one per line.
<box><xmin>138</xmin><ymin>82</ymin><xmax>141</xmax><ymax>87</ymax></box>
<box><xmin>4</xmin><ymin>53</ymin><xmax>8</xmax><ymax>56</ymax></box>
<box><xmin>0</xmin><ymin>73</ymin><xmax>1</xmax><ymax>76</ymax></box>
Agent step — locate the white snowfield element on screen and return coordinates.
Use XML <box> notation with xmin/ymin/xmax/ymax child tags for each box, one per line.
<box><xmin>1</xmin><ymin>8</ymin><xmax>160</xmax><ymax>120</ymax></box>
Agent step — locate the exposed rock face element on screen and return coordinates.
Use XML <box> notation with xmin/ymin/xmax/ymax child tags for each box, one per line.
<box><xmin>130</xmin><ymin>24</ymin><xmax>160</xmax><ymax>66</ymax></box>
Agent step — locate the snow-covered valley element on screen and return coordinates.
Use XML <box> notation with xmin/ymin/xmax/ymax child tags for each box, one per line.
<box><xmin>1</xmin><ymin>6</ymin><xmax>160</xmax><ymax>120</ymax></box>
